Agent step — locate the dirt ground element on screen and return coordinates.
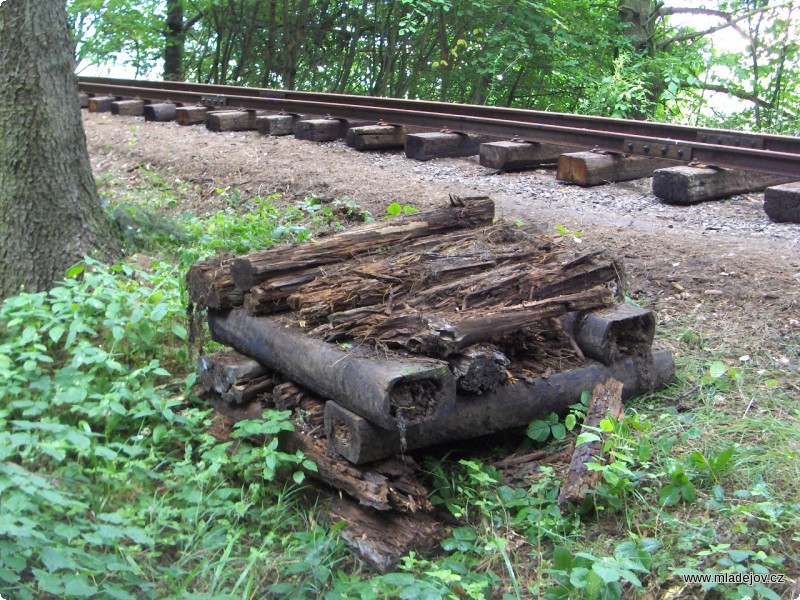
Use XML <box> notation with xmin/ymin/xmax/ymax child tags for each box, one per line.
<box><xmin>83</xmin><ymin>111</ymin><xmax>800</xmax><ymax>367</ymax></box>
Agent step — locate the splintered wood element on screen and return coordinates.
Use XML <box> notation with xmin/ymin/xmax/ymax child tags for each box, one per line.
<box><xmin>557</xmin><ymin>378</ymin><xmax>625</xmax><ymax>509</ymax></box>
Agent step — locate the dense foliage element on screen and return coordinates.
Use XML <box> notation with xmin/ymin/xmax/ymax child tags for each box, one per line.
<box><xmin>69</xmin><ymin>0</ymin><xmax>800</xmax><ymax>132</ymax></box>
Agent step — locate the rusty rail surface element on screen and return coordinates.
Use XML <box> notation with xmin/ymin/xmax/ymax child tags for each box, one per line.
<box><xmin>78</xmin><ymin>78</ymin><xmax>800</xmax><ymax>177</ymax></box>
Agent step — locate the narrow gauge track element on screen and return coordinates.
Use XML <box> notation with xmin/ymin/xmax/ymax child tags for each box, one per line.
<box><xmin>78</xmin><ymin>78</ymin><xmax>800</xmax><ymax>178</ymax></box>
<box><xmin>80</xmin><ymin>77</ymin><xmax>799</xmax><ymax>155</ymax></box>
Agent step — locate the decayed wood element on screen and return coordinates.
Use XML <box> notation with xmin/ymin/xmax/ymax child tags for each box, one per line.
<box><xmin>764</xmin><ymin>181</ymin><xmax>800</xmax><ymax>223</ymax></box>
<box><xmin>325</xmin><ymin>400</ymin><xmax>401</xmax><ymax>464</ymax></box>
<box><xmin>176</xmin><ymin>106</ymin><xmax>209</xmax><ymax>126</ymax></box>
<box><xmin>111</xmin><ymin>99</ymin><xmax>145</xmax><ymax>116</ymax></box>
<box><xmin>143</xmin><ymin>103</ymin><xmax>177</xmax><ymax>122</ymax></box>
<box><xmin>396</xmin><ymin>252</ymin><xmax>620</xmax><ymax>313</ymax></box>
<box><xmin>208</xmin><ymin>309</ymin><xmax>456</xmax><ymax>430</ymax></box>
<box><xmin>323</xmin><ymin>254</ymin><xmax>621</xmax><ymax>343</ymax></box>
<box><xmin>329</xmin><ymin>286</ymin><xmax>613</xmax><ymax>357</ymax></box>
<box><xmin>212</xmin><ymin>350</ymin><xmax>268</xmax><ymax>389</ymax></box>
<box><xmin>243</xmin><ymin>225</ymin><xmax>552</xmax><ymax>317</ymax></box>
<box><xmin>346</xmin><ymin>125</ymin><xmax>406</xmax><ymax>150</ymax></box>
<box><xmin>557</xmin><ymin>151</ymin><xmax>679</xmax><ymax>186</ymax></box>
<box><xmin>284</xmin><ymin>257</ymin><xmax>490</xmax><ymax>324</ymax></box>
<box><xmin>222</xmin><ymin>376</ymin><xmax>274</xmax><ymax>404</ymax></box>
<box><xmin>272</xmin><ymin>381</ymin><xmax>326</xmax><ymax>433</ymax></box>
<box><xmin>287</xmin><ymin>275</ymin><xmax>390</xmax><ymax>320</ymax></box>
<box><xmin>198</xmin><ymin>350</ymin><xmax>273</xmax><ymax>404</ymax></box>
<box><xmin>652</xmin><ymin>165</ymin><xmax>793</xmax><ymax>204</ymax></box>
<box><xmin>329</xmin><ymin>496</ymin><xmax>443</xmax><ymax>573</ymax></box>
<box><xmin>209</xmin><ymin>396</ymin><xmax>431</xmax><ymax>513</ymax></box>
<box><xmin>323</xmin><ymin>350</ymin><xmax>675</xmax><ymax>464</ymax></box>
<box><xmin>480</xmin><ymin>141</ymin><xmax>572</xmax><ymax>171</ymax></box>
<box><xmin>243</xmin><ymin>266</ymin><xmax>338</xmax><ymax>315</ymax></box>
<box><xmin>229</xmin><ymin>196</ymin><xmax>495</xmax><ymax>292</ymax></box>
<box><xmin>198</xmin><ymin>355</ymin><xmax>216</xmax><ymax>391</ymax></box>
<box><xmin>405</xmin><ymin>132</ymin><xmax>490</xmax><ymax>161</ymax></box>
<box><xmin>557</xmin><ymin>378</ymin><xmax>625</xmax><ymax>509</ymax></box>
<box><xmin>283</xmin><ymin>431</ymin><xmax>432</xmax><ymax>513</ymax></box>
<box><xmin>449</xmin><ymin>344</ymin><xmax>510</xmax><ymax>394</ymax></box>
<box><xmin>186</xmin><ymin>254</ymin><xmax>242</xmax><ymax>311</ymax></box>
<box><xmin>493</xmin><ymin>446</ymin><xmax>574</xmax><ymax>484</ymax></box>
<box><xmin>571</xmin><ymin>304</ymin><xmax>655</xmax><ymax>365</ymax></box>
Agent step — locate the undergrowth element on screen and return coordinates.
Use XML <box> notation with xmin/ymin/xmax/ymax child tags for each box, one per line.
<box><xmin>1</xmin><ymin>168</ymin><xmax>797</xmax><ymax>598</ymax></box>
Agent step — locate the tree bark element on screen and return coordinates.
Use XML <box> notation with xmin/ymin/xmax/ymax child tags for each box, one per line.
<box><xmin>0</xmin><ymin>1</ymin><xmax>118</xmax><ymax>298</ymax></box>
<box><xmin>164</xmin><ymin>0</ymin><xmax>185</xmax><ymax>80</ymax></box>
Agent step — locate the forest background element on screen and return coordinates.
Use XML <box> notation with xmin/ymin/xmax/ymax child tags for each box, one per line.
<box><xmin>69</xmin><ymin>0</ymin><xmax>799</xmax><ymax>134</ymax></box>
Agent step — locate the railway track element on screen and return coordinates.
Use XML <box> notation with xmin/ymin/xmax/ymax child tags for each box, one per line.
<box><xmin>80</xmin><ymin>77</ymin><xmax>800</xmax><ymax>155</ymax></box>
<box><xmin>77</xmin><ymin>77</ymin><xmax>800</xmax><ymax>220</ymax></box>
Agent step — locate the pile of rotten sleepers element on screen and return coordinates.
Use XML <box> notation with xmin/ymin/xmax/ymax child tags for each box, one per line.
<box><xmin>187</xmin><ymin>196</ymin><xmax>675</xmax><ymax>571</ymax></box>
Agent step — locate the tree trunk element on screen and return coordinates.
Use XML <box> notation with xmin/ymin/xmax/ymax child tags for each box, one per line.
<box><xmin>0</xmin><ymin>1</ymin><xmax>118</xmax><ymax>298</ymax></box>
<box><xmin>618</xmin><ymin>0</ymin><xmax>656</xmax><ymax>53</ymax></box>
<box><xmin>164</xmin><ymin>0</ymin><xmax>185</xmax><ymax>80</ymax></box>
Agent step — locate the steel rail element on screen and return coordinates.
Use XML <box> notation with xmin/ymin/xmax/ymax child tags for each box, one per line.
<box><xmin>77</xmin><ymin>81</ymin><xmax>800</xmax><ymax>177</ymax></box>
<box><xmin>79</xmin><ymin>76</ymin><xmax>800</xmax><ymax>157</ymax></box>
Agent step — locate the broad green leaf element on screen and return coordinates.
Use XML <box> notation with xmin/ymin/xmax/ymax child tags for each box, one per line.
<box><xmin>659</xmin><ymin>485</ymin><xmax>681</xmax><ymax>506</ymax></box>
<box><xmin>386</xmin><ymin>202</ymin><xmax>402</xmax><ymax>216</ymax></box>
<box><xmin>714</xmin><ymin>446</ymin><xmax>736</xmax><ymax>470</ymax></box>
<box><xmin>569</xmin><ymin>566</ymin><xmax>590</xmax><ymax>589</ymax></box>
<box><xmin>711</xmin><ymin>484</ymin><xmax>725</xmax><ymax>502</ymax></box>
<box><xmin>591</xmin><ymin>563</ymin><xmax>622</xmax><ymax>584</ymax></box>
<box><xmin>66</xmin><ymin>264</ymin><xmax>85</xmax><ymax>279</ymax></box>
<box><xmin>526</xmin><ymin>420</ymin><xmax>551</xmax><ymax>442</ymax></box>
<box><xmin>63</xmin><ymin>574</ymin><xmax>98</xmax><ymax>597</ymax></box>
<box><xmin>576</xmin><ymin>432</ymin><xmax>601</xmax><ymax>446</ymax></box>
<box><xmin>150</xmin><ymin>303</ymin><xmax>168</xmax><ymax>322</ymax></box>
<box><xmin>41</xmin><ymin>548</ymin><xmax>77</xmax><ymax>573</ymax></box>
<box><xmin>681</xmin><ymin>482</ymin><xmax>697</xmax><ymax>502</ymax></box>
<box><xmin>552</xmin><ymin>546</ymin><xmax>572</xmax><ymax>571</ymax></box>
<box><xmin>709</xmin><ymin>361</ymin><xmax>727</xmax><ymax>379</ymax></box>
<box><xmin>564</xmin><ymin>413</ymin><xmax>577</xmax><ymax>431</ymax></box>
<box><xmin>728</xmin><ymin>549</ymin><xmax>752</xmax><ymax>563</ymax></box>
<box><xmin>48</xmin><ymin>326</ymin><xmax>65</xmax><ymax>343</ymax></box>
<box><xmin>170</xmin><ymin>322</ymin><xmax>187</xmax><ymax>340</ymax></box>
<box><xmin>0</xmin><ymin>567</ymin><xmax>20</xmax><ymax>584</ymax></box>
<box><xmin>34</xmin><ymin>569</ymin><xmax>65</xmax><ymax>595</ymax></box>
<box><xmin>381</xmin><ymin>573</ymin><xmax>416</xmax><ymax>586</ymax></box>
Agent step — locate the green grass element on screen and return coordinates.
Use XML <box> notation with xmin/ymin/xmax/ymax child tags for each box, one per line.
<box><xmin>0</xmin><ymin>167</ymin><xmax>797</xmax><ymax>598</ymax></box>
